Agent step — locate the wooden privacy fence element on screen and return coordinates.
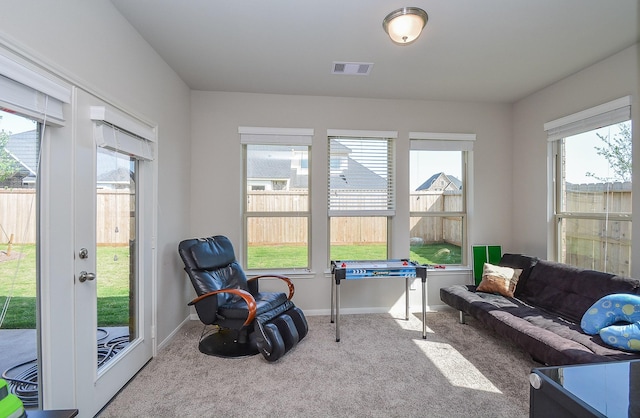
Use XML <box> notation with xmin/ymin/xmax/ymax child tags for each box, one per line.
<box><xmin>561</xmin><ymin>186</ymin><xmax>632</xmax><ymax>276</ymax></box>
<box><xmin>409</xmin><ymin>192</ymin><xmax>463</xmax><ymax>246</ymax></box>
<box><xmin>3</xmin><ymin>187</ymin><xmax>631</xmax><ymax>264</ymax></box>
<box><xmin>247</xmin><ymin>191</ymin><xmax>308</xmax><ymax>245</ymax></box>
<box><xmin>245</xmin><ymin>191</ymin><xmax>464</xmax><ymax>245</ymax></box>
<box><xmin>0</xmin><ymin>189</ymin><xmax>132</xmax><ymax>245</ymax></box>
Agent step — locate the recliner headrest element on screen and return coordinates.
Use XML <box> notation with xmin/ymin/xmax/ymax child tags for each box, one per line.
<box><xmin>189</xmin><ymin>236</ymin><xmax>236</xmax><ymax>270</ymax></box>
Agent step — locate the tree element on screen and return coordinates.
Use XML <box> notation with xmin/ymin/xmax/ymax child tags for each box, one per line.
<box><xmin>586</xmin><ymin>122</ymin><xmax>632</xmax><ymax>183</ymax></box>
<box><xmin>0</xmin><ymin>124</ymin><xmax>20</xmax><ymax>183</ymax></box>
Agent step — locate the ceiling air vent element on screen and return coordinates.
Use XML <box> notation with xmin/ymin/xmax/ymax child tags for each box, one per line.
<box><xmin>332</xmin><ymin>61</ymin><xmax>373</xmax><ymax>76</ymax></box>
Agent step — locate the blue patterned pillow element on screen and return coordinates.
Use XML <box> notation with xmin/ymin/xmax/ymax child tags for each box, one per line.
<box><xmin>581</xmin><ymin>293</ymin><xmax>640</xmax><ymax>352</ymax></box>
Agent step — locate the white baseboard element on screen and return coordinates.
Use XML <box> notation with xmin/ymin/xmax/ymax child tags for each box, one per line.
<box><xmin>157</xmin><ymin>315</ymin><xmax>192</xmax><ymax>352</ymax></box>
<box><xmin>304</xmin><ymin>304</ymin><xmax>453</xmax><ymax>316</ymax></box>
<box><xmin>183</xmin><ymin>304</ymin><xmax>455</xmax><ymax>325</ymax></box>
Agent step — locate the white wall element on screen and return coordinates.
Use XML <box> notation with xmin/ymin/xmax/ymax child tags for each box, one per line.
<box><xmin>0</xmin><ymin>0</ymin><xmax>193</xmax><ymax>345</ymax></box>
<box><xmin>512</xmin><ymin>44</ymin><xmax>640</xmax><ymax>276</ymax></box>
<box><xmin>191</xmin><ymin>91</ymin><xmax>512</xmax><ymax>311</ymax></box>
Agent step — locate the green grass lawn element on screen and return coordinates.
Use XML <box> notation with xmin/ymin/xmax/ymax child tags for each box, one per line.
<box><xmin>410</xmin><ymin>242</ymin><xmax>462</xmax><ymax>265</ymax></box>
<box><xmin>1</xmin><ymin>244</ymin><xmax>130</xmax><ymax>329</ymax></box>
<box><xmin>248</xmin><ymin>242</ymin><xmax>462</xmax><ymax>268</ymax></box>
<box><xmin>2</xmin><ymin>242</ymin><xmax>462</xmax><ymax>329</ymax></box>
<box><xmin>330</xmin><ymin>244</ymin><xmax>388</xmax><ymax>261</ymax></box>
<box><xmin>247</xmin><ymin>245</ymin><xmax>308</xmax><ymax>269</ymax></box>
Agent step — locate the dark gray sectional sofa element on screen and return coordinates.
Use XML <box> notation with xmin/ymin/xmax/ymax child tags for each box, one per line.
<box><xmin>440</xmin><ymin>254</ymin><xmax>640</xmax><ymax>366</ymax></box>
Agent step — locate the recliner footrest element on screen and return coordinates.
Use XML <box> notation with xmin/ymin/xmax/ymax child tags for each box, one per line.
<box><xmin>254</xmin><ymin>306</ymin><xmax>308</xmax><ymax>362</ymax></box>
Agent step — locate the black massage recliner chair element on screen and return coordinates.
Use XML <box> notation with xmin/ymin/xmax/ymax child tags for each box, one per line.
<box><xmin>178</xmin><ymin>235</ymin><xmax>308</xmax><ymax>362</ymax></box>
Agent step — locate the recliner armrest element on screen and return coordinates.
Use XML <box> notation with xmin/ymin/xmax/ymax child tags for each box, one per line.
<box><xmin>189</xmin><ymin>288</ymin><xmax>257</xmax><ymax>326</ymax></box>
<box><xmin>248</xmin><ymin>274</ymin><xmax>295</xmax><ymax>300</ymax></box>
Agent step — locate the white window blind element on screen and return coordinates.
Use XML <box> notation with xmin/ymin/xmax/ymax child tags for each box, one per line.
<box><xmin>239</xmin><ymin>126</ymin><xmax>313</xmax><ymax>145</ymax></box>
<box><xmin>0</xmin><ymin>48</ymin><xmax>72</xmax><ymax>125</ymax></box>
<box><xmin>328</xmin><ymin>130</ymin><xmax>396</xmax><ymax>216</ymax></box>
<box><xmin>90</xmin><ymin>106</ymin><xmax>156</xmax><ymax>161</ymax></box>
<box><xmin>544</xmin><ymin>96</ymin><xmax>631</xmax><ymax>142</ymax></box>
<box><xmin>410</xmin><ymin>132</ymin><xmax>476</xmax><ymax>151</ymax></box>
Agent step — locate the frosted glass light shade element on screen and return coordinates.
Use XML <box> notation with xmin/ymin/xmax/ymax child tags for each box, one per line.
<box><xmin>383</xmin><ymin>7</ymin><xmax>428</xmax><ymax>45</ymax></box>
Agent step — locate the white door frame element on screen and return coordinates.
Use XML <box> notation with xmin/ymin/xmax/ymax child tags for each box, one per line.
<box><xmin>38</xmin><ymin>114</ymin><xmax>77</xmax><ymax>409</ymax></box>
<box><xmin>1</xmin><ymin>42</ymin><xmax>157</xmax><ymax>415</ymax></box>
<box><xmin>71</xmin><ymin>87</ymin><xmax>155</xmax><ymax>417</ymax></box>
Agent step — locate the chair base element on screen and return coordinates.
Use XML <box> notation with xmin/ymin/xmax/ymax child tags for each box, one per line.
<box><xmin>198</xmin><ymin>329</ymin><xmax>259</xmax><ymax>358</ymax></box>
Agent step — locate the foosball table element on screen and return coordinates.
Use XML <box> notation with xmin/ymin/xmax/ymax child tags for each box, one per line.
<box><xmin>330</xmin><ymin>259</ymin><xmax>428</xmax><ymax>342</ymax></box>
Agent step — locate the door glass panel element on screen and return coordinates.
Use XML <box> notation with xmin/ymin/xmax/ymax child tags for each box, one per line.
<box><xmin>0</xmin><ymin>110</ymin><xmax>40</xmax><ymax>409</ymax></box>
<box><xmin>96</xmin><ymin>148</ymin><xmax>136</xmax><ymax>370</ymax></box>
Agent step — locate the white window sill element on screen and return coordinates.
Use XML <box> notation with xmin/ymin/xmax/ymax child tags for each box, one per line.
<box><xmin>247</xmin><ymin>269</ymin><xmax>316</xmax><ymax>279</ymax></box>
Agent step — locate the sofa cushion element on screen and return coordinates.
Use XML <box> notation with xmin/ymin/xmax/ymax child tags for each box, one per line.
<box><xmin>440</xmin><ymin>284</ymin><xmax>640</xmax><ymax>365</ymax></box>
<box><xmin>498</xmin><ymin>253</ymin><xmax>538</xmax><ymax>296</ymax></box>
<box><xmin>520</xmin><ymin>259</ymin><xmax>640</xmax><ymax>323</ymax></box>
<box><xmin>476</xmin><ymin>263</ymin><xmax>522</xmax><ymax>297</ymax></box>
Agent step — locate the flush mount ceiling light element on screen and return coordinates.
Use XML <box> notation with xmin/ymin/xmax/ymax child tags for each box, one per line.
<box><xmin>382</xmin><ymin>7</ymin><xmax>428</xmax><ymax>45</ymax></box>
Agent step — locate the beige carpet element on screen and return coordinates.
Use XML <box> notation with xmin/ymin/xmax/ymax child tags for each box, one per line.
<box><xmin>99</xmin><ymin>310</ymin><xmax>539</xmax><ymax>417</ymax></box>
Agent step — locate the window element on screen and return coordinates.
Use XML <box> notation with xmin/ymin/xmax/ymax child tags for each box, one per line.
<box><xmin>0</xmin><ymin>50</ymin><xmax>71</xmax><ymax>409</ymax></box>
<box><xmin>240</xmin><ymin>127</ymin><xmax>312</xmax><ymax>270</ymax></box>
<box><xmin>546</xmin><ymin>97</ymin><xmax>632</xmax><ymax>275</ymax></box>
<box><xmin>409</xmin><ymin>133</ymin><xmax>473</xmax><ymax>266</ymax></box>
<box><xmin>327</xmin><ymin>130</ymin><xmax>396</xmax><ymax>261</ymax></box>
<box><xmin>90</xmin><ymin>104</ymin><xmax>157</xmax><ymax>368</ymax></box>
<box><xmin>0</xmin><ymin>111</ymin><xmax>39</xmax><ymax>332</ymax></box>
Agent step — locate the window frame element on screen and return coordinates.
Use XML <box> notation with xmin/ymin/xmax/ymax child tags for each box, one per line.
<box><xmin>327</xmin><ymin>129</ymin><xmax>397</xmax><ymax>263</ymax></box>
<box><xmin>239</xmin><ymin>127</ymin><xmax>313</xmax><ymax>272</ymax></box>
<box><xmin>545</xmin><ymin>97</ymin><xmax>632</xmax><ymax>273</ymax></box>
<box><xmin>409</xmin><ymin>133</ymin><xmax>475</xmax><ymax>267</ymax></box>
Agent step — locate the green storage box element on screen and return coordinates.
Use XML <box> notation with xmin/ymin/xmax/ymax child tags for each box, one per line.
<box><xmin>472</xmin><ymin>245</ymin><xmax>502</xmax><ymax>285</ymax></box>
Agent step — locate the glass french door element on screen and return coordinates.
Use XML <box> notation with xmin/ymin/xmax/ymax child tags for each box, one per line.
<box><xmin>0</xmin><ymin>110</ymin><xmax>40</xmax><ymax>410</ymax></box>
<box><xmin>73</xmin><ymin>88</ymin><xmax>153</xmax><ymax>417</ymax></box>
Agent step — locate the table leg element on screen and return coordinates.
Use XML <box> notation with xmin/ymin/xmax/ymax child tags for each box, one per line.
<box><xmin>335</xmin><ymin>281</ymin><xmax>341</xmax><ymax>342</ymax></box>
<box><xmin>405</xmin><ymin>277</ymin><xmax>409</xmax><ymax>320</ymax></box>
<box><xmin>422</xmin><ymin>276</ymin><xmax>427</xmax><ymax>339</ymax></box>
<box><xmin>330</xmin><ymin>272</ymin><xmax>335</xmax><ymax>323</ymax></box>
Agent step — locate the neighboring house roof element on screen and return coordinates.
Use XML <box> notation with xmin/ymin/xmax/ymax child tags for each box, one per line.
<box><xmin>416</xmin><ymin>172</ymin><xmax>462</xmax><ymax>191</ymax></box>
<box><xmin>246</xmin><ymin>153</ymin><xmax>308</xmax><ymax>189</ymax></box>
<box><xmin>5</xmin><ymin>129</ymin><xmax>39</xmax><ymax>177</ymax></box>
<box><xmin>97</xmin><ymin>167</ymin><xmax>133</xmax><ymax>185</ymax></box>
<box><xmin>245</xmin><ymin>141</ymin><xmax>385</xmax><ymax>191</ymax></box>
<box><xmin>5</xmin><ymin>130</ymin><xmax>133</xmax><ymax>188</ymax></box>
<box><xmin>288</xmin><ymin>172</ymin><xmax>308</xmax><ymax>189</ymax></box>
<box><xmin>329</xmin><ymin>157</ymin><xmax>387</xmax><ymax>190</ymax></box>
<box><xmin>247</xmin><ymin>157</ymin><xmax>291</xmax><ymax>180</ymax></box>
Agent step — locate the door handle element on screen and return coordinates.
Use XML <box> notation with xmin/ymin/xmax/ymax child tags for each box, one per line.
<box><xmin>78</xmin><ymin>271</ymin><xmax>96</xmax><ymax>283</ymax></box>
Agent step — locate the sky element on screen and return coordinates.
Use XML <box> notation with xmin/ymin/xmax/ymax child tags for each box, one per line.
<box><xmin>0</xmin><ymin>110</ymin><xmax>37</xmax><ymax>134</ymax></box>
<box><xmin>564</xmin><ymin>122</ymin><xmax>630</xmax><ymax>184</ymax></box>
<box><xmin>407</xmin><ymin>121</ymin><xmax>631</xmax><ymax>190</ymax></box>
<box><xmin>4</xmin><ymin>110</ymin><xmax>631</xmax><ymax>187</ymax></box>
<box><xmin>410</xmin><ymin>150</ymin><xmax>462</xmax><ymax>190</ymax></box>
<box><xmin>1</xmin><ymin>109</ymin><xmax>131</xmax><ymax>179</ymax></box>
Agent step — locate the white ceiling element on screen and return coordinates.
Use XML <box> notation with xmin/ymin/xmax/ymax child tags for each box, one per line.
<box><xmin>111</xmin><ymin>0</ymin><xmax>640</xmax><ymax>103</ymax></box>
